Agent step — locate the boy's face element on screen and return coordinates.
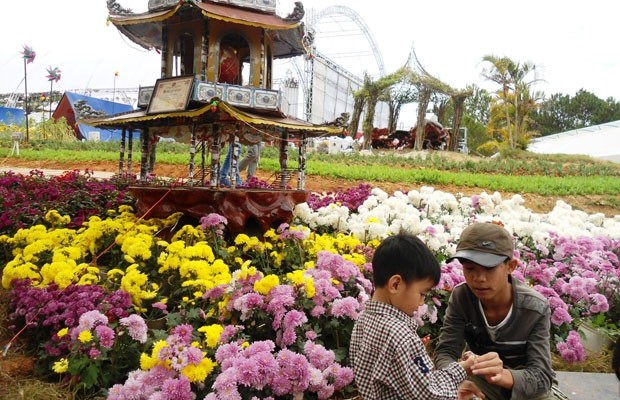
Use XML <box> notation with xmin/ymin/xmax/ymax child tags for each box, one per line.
<box><xmin>391</xmin><ymin>277</ymin><xmax>436</xmax><ymax>317</ymax></box>
<box><xmin>461</xmin><ymin>260</ymin><xmax>514</xmax><ymax>301</ymax></box>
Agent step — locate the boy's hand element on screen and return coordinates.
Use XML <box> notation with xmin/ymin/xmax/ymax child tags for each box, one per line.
<box><xmin>459</xmin><ymin>351</ymin><xmax>478</xmax><ymax>373</ymax></box>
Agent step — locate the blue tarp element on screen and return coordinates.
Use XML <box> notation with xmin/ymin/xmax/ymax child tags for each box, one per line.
<box><xmin>0</xmin><ymin>107</ymin><xmax>25</xmax><ymax>125</ymax></box>
<box><xmin>61</xmin><ymin>92</ymin><xmax>134</xmax><ymax>142</ymax></box>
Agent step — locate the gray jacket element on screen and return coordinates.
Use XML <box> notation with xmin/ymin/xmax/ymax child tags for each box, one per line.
<box><xmin>433</xmin><ymin>276</ymin><xmax>555</xmax><ymax>399</ymax></box>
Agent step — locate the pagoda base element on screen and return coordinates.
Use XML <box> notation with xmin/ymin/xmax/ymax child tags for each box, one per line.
<box><xmin>129</xmin><ymin>186</ymin><xmax>308</xmax><ymax>234</ymax></box>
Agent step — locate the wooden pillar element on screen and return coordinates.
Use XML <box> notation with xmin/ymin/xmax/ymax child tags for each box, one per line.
<box><xmin>189</xmin><ymin>123</ymin><xmax>197</xmax><ymax>183</ymax></box>
<box><xmin>161</xmin><ymin>25</ymin><xmax>168</xmax><ymax>78</ymax></box>
<box><xmin>139</xmin><ymin>129</ymin><xmax>148</xmax><ymax>182</ymax></box>
<box><xmin>200</xmin><ymin>20</ymin><xmax>209</xmax><ymax>81</ymax></box>
<box><xmin>210</xmin><ymin>124</ymin><xmax>221</xmax><ymax>187</ymax></box>
<box><xmin>127</xmin><ymin>129</ymin><xmax>134</xmax><ymax>178</ymax></box>
<box><xmin>298</xmin><ymin>131</ymin><xmax>307</xmax><ymax>190</ymax></box>
<box><xmin>118</xmin><ymin>128</ymin><xmax>126</xmax><ymax>177</ymax></box>
<box><xmin>279</xmin><ymin>127</ymin><xmax>289</xmax><ymax>189</ymax></box>
<box><xmin>200</xmin><ymin>129</ymin><xmax>208</xmax><ymax>186</ymax></box>
<box><xmin>229</xmin><ymin>124</ymin><xmax>241</xmax><ymax>189</ymax></box>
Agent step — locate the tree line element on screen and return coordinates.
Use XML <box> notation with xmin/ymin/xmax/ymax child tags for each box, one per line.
<box><xmin>351</xmin><ymin>54</ymin><xmax>620</xmax><ymax>155</ymax></box>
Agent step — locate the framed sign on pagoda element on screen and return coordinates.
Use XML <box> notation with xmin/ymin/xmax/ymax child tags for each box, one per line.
<box><xmin>147</xmin><ymin>76</ymin><xmax>194</xmax><ymax>114</ymax></box>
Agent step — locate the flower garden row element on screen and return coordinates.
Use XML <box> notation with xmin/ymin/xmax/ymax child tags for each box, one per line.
<box><xmin>1</xmin><ymin>170</ymin><xmax>619</xmax><ymax>399</ymax></box>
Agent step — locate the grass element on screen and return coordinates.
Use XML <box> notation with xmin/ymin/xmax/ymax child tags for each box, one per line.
<box><xmin>3</xmin><ymin>139</ymin><xmax>620</xmax><ymax>197</ymax></box>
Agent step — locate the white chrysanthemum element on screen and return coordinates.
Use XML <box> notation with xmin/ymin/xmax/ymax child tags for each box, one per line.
<box><xmin>407</xmin><ymin>190</ymin><xmax>424</xmax><ymax>208</ymax></box>
<box><xmin>370</xmin><ymin>187</ymin><xmax>389</xmax><ymax>202</ymax></box>
<box><xmin>587</xmin><ymin>213</ymin><xmax>606</xmax><ymax>227</ymax></box>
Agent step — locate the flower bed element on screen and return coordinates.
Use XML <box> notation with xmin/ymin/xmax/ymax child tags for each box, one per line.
<box><xmin>1</xmin><ymin>171</ymin><xmax>619</xmax><ymax>398</ymax></box>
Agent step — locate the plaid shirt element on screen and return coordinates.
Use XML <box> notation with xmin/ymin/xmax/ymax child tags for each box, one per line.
<box><xmin>350</xmin><ymin>301</ymin><xmax>466</xmax><ymax>399</ymax></box>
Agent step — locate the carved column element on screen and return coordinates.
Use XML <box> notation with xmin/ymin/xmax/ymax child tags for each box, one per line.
<box><xmin>119</xmin><ymin>128</ymin><xmax>126</xmax><ymax>177</ymax></box>
<box><xmin>210</xmin><ymin>124</ymin><xmax>221</xmax><ymax>187</ymax></box>
<box><xmin>279</xmin><ymin>127</ymin><xmax>289</xmax><ymax>189</ymax></box>
<box><xmin>189</xmin><ymin>122</ymin><xmax>197</xmax><ymax>183</ymax></box>
<box><xmin>298</xmin><ymin>131</ymin><xmax>307</xmax><ymax>190</ymax></box>
<box><xmin>140</xmin><ymin>129</ymin><xmax>149</xmax><ymax>183</ymax></box>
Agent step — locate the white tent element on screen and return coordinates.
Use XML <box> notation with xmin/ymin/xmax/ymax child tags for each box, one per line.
<box><xmin>528</xmin><ymin>120</ymin><xmax>620</xmax><ymax>163</ymax></box>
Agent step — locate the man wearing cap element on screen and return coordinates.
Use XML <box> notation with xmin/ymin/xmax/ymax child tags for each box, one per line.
<box><xmin>433</xmin><ymin>222</ymin><xmax>565</xmax><ymax>400</ymax></box>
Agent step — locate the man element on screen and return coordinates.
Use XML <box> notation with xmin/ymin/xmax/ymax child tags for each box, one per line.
<box><xmin>434</xmin><ymin>222</ymin><xmax>565</xmax><ymax>400</ymax></box>
<box><xmin>238</xmin><ymin>142</ymin><xmax>261</xmax><ymax>181</ymax></box>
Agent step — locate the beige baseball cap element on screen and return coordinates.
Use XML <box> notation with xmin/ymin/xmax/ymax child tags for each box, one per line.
<box><xmin>449</xmin><ymin>222</ymin><xmax>514</xmax><ymax>268</ymax></box>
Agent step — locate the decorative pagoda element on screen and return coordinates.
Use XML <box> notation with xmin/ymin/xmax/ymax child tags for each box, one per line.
<box><xmin>87</xmin><ymin>0</ymin><xmax>347</xmax><ymax>233</ymax></box>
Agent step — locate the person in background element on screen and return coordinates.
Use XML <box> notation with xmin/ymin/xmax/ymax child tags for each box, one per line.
<box><xmin>238</xmin><ymin>141</ymin><xmax>262</xmax><ymax>181</ymax></box>
<box><xmin>434</xmin><ymin>222</ymin><xmax>566</xmax><ymax>400</ymax></box>
<box><xmin>350</xmin><ymin>233</ymin><xmax>483</xmax><ymax>399</ymax></box>
<box><xmin>219</xmin><ymin>142</ymin><xmax>242</xmax><ymax>186</ymax></box>
<box><xmin>147</xmin><ymin>134</ymin><xmax>160</xmax><ymax>174</ymax></box>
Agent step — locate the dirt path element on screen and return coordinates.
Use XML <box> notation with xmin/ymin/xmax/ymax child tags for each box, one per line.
<box><xmin>2</xmin><ymin>158</ymin><xmax>619</xmax><ymax>217</ymax></box>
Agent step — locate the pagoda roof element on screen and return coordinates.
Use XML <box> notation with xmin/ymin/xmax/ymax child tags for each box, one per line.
<box><xmin>82</xmin><ymin>100</ymin><xmax>344</xmax><ymax>138</ymax></box>
<box><xmin>108</xmin><ymin>1</ymin><xmax>307</xmax><ymax>59</ymax></box>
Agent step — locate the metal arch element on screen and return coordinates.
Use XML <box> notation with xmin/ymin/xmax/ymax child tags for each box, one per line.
<box><xmin>307</xmin><ymin>5</ymin><xmax>386</xmax><ymax>77</ymax></box>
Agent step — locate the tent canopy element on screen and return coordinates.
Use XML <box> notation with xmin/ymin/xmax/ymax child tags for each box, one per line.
<box><xmin>528</xmin><ymin>120</ymin><xmax>620</xmax><ymax>163</ymax></box>
<box><xmin>53</xmin><ymin>92</ymin><xmax>134</xmax><ymax>141</ymax></box>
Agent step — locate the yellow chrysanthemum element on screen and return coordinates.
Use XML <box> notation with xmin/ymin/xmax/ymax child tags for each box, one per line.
<box><xmin>140</xmin><ymin>340</ymin><xmax>169</xmax><ymax>370</ymax></box>
<box><xmin>78</xmin><ymin>330</ymin><xmax>93</xmax><ymax>343</ymax></box>
<box><xmin>140</xmin><ymin>352</ymin><xmax>157</xmax><ymax>370</ymax></box>
<box><xmin>78</xmin><ymin>273</ymin><xmax>100</xmax><ymax>285</ymax></box>
<box><xmin>286</xmin><ymin>270</ymin><xmax>305</xmax><ymax>285</ymax></box>
<box><xmin>343</xmin><ymin>253</ymin><xmax>367</xmax><ymax>267</ymax></box>
<box><xmin>304</xmin><ymin>278</ymin><xmax>316</xmax><ymax>299</ymax></box>
<box><xmin>107</xmin><ymin>268</ymin><xmax>125</xmax><ymax>278</ymax></box>
<box><xmin>45</xmin><ymin>210</ymin><xmax>71</xmax><ymax>226</ymax></box>
<box><xmin>181</xmin><ymin>357</ymin><xmax>217</xmax><ymax>382</ymax></box>
<box><xmin>52</xmin><ymin>358</ymin><xmax>69</xmax><ymax>373</ymax></box>
<box><xmin>253</xmin><ymin>274</ymin><xmax>280</xmax><ymax>295</ymax></box>
<box><xmin>57</xmin><ymin>327</ymin><xmax>69</xmax><ymax>338</ymax></box>
<box><xmin>2</xmin><ymin>260</ymin><xmax>41</xmax><ymax>289</ymax></box>
<box><xmin>198</xmin><ymin>324</ymin><xmax>224</xmax><ymax>348</ymax></box>
<box><xmin>118</xmin><ymin>205</ymin><xmax>134</xmax><ymax>213</ymax></box>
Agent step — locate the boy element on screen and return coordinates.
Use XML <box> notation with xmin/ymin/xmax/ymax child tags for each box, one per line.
<box><xmin>350</xmin><ymin>233</ymin><xmax>482</xmax><ymax>399</ymax></box>
<box><xmin>434</xmin><ymin>222</ymin><xmax>563</xmax><ymax>400</ymax></box>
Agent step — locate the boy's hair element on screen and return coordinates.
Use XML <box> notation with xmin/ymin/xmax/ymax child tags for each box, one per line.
<box><xmin>372</xmin><ymin>233</ymin><xmax>440</xmax><ymax>287</ymax></box>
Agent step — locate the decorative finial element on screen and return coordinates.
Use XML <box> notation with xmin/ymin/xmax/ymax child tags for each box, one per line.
<box><xmin>284</xmin><ymin>1</ymin><xmax>304</xmax><ymax>21</ymax></box>
<box><xmin>106</xmin><ymin>0</ymin><xmax>133</xmax><ymax>15</ymax></box>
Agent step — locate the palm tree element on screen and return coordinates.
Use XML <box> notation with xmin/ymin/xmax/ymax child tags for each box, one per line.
<box><xmin>481</xmin><ymin>55</ymin><xmax>542</xmax><ymax>149</ymax></box>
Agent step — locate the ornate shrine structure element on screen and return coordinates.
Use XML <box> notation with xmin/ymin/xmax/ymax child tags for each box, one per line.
<box><xmin>87</xmin><ymin>0</ymin><xmax>346</xmax><ymax>233</ymax></box>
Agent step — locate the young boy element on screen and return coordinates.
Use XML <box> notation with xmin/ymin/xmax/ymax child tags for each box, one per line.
<box><xmin>434</xmin><ymin>222</ymin><xmax>562</xmax><ymax>400</ymax></box>
<box><xmin>350</xmin><ymin>233</ymin><xmax>482</xmax><ymax>399</ymax></box>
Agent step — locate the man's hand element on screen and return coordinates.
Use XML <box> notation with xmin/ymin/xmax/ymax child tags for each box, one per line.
<box><xmin>458</xmin><ymin>380</ymin><xmax>485</xmax><ymax>399</ymax></box>
<box><xmin>471</xmin><ymin>352</ymin><xmax>514</xmax><ymax>389</ymax></box>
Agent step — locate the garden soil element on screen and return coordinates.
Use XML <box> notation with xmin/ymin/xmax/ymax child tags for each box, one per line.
<box><xmin>1</xmin><ymin>158</ymin><xmax>619</xmax><ymax>217</ymax></box>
